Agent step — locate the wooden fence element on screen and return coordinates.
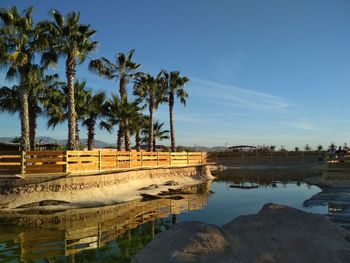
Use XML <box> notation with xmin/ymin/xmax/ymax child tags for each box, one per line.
<box><xmin>0</xmin><ymin>150</ymin><xmax>207</xmax><ymax>176</ymax></box>
<box><xmin>207</xmin><ymin>151</ymin><xmax>324</xmax><ymax>160</ymax></box>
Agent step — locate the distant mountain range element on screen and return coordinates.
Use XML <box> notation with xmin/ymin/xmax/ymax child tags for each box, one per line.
<box><xmin>0</xmin><ymin>136</ymin><xmax>227</xmax><ymax>151</ymax></box>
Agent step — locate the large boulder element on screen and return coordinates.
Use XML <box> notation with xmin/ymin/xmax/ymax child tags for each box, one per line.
<box><xmin>133</xmin><ymin>203</ymin><xmax>350</xmax><ymax>263</ymax></box>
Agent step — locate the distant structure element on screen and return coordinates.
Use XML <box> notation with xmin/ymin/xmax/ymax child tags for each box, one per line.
<box><xmin>228</xmin><ymin>145</ymin><xmax>257</xmax><ymax>152</ymax></box>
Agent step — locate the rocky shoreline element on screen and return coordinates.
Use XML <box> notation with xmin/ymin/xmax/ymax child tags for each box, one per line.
<box><xmin>133</xmin><ymin>203</ymin><xmax>350</xmax><ymax>263</ymax></box>
<box><xmin>0</xmin><ymin>165</ymin><xmax>213</xmax><ymax>210</ymax></box>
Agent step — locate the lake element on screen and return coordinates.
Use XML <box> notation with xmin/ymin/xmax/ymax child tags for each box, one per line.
<box><xmin>0</xmin><ymin>170</ymin><xmax>344</xmax><ymax>263</ymax></box>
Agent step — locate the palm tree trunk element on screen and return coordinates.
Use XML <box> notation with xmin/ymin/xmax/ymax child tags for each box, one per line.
<box><xmin>29</xmin><ymin>104</ymin><xmax>37</xmax><ymax>150</ymax></box>
<box><xmin>169</xmin><ymin>92</ymin><xmax>176</xmax><ymax>152</ymax></box>
<box><xmin>119</xmin><ymin>77</ymin><xmax>127</xmax><ymax>99</ymax></box>
<box><xmin>125</xmin><ymin>127</ymin><xmax>131</xmax><ymax>151</ymax></box>
<box><xmin>66</xmin><ymin>54</ymin><xmax>77</xmax><ymax>150</ymax></box>
<box><xmin>120</xmin><ymin>77</ymin><xmax>130</xmax><ymax>149</ymax></box>
<box><xmin>87</xmin><ymin>119</ymin><xmax>95</xmax><ymax>150</ymax></box>
<box><xmin>117</xmin><ymin>126</ymin><xmax>123</xmax><ymax>151</ymax></box>
<box><xmin>148</xmin><ymin>103</ymin><xmax>154</xmax><ymax>152</ymax></box>
<box><xmin>153</xmin><ymin>137</ymin><xmax>156</xmax><ymax>151</ymax></box>
<box><xmin>75</xmin><ymin>121</ymin><xmax>80</xmax><ymax>147</ymax></box>
<box><xmin>19</xmin><ymin>73</ymin><xmax>30</xmax><ymax>151</ymax></box>
<box><xmin>136</xmin><ymin>131</ymin><xmax>141</xmax><ymax>152</ymax></box>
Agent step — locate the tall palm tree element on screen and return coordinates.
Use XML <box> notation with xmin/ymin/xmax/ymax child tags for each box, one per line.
<box><xmin>101</xmin><ymin>96</ymin><xmax>143</xmax><ymax>151</ymax></box>
<box><xmin>142</xmin><ymin>121</ymin><xmax>169</xmax><ymax>151</ymax></box>
<box><xmin>81</xmin><ymin>91</ymin><xmax>107</xmax><ymax>150</ymax></box>
<box><xmin>0</xmin><ymin>7</ymin><xmax>46</xmax><ymax>150</ymax></box>
<box><xmin>28</xmin><ymin>67</ymin><xmax>61</xmax><ymax>149</ymax></box>
<box><xmin>161</xmin><ymin>71</ymin><xmax>189</xmax><ymax>152</ymax></box>
<box><xmin>134</xmin><ymin>73</ymin><xmax>166</xmax><ymax>151</ymax></box>
<box><xmin>41</xmin><ymin>10</ymin><xmax>97</xmax><ymax>149</ymax></box>
<box><xmin>89</xmin><ymin>49</ymin><xmax>141</xmax><ymax>149</ymax></box>
<box><xmin>0</xmin><ymin>69</ymin><xmax>60</xmax><ymax>150</ymax></box>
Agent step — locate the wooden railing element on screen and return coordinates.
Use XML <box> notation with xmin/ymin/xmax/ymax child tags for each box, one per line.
<box><xmin>0</xmin><ymin>150</ymin><xmax>207</xmax><ymax>176</ymax></box>
<box><xmin>207</xmin><ymin>151</ymin><xmax>324</xmax><ymax>160</ymax></box>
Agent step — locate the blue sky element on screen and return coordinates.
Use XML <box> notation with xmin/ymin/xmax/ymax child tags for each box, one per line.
<box><xmin>1</xmin><ymin>0</ymin><xmax>350</xmax><ymax>149</ymax></box>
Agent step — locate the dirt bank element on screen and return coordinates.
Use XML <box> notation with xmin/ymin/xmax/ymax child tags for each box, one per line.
<box><xmin>306</xmin><ymin>176</ymin><xmax>350</xmax><ymax>189</ymax></box>
<box><xmin>133</xmin><ymin>203</ymin><xmax>350</xmax><ymax>263</ymax></box>
<box><xmin>0</xmin><ymin>165</ymin><xmax>213</xmax><ymax>210</ymax></box>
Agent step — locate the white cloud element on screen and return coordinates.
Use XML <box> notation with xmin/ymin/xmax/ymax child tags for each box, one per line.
<box><xmin>190</xmin><ymin>78</ymin><xmax>289</xmax><ymax>110</ymax></box>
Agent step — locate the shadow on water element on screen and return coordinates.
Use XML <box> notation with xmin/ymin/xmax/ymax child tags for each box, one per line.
<box><xmin>0</xmin><ymin>182</ymin><xmax>211</xmax><ymax>262</ymax></box>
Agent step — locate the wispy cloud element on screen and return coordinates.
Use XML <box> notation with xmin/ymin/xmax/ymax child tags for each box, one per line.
<box><xmin>284</xmin><ymin>119</ymin><xmax>317</xmax><ymax>131</ymax></box>
<box><xmin>190</xmin><ymin>78</ymin><xmax>289</xmax><ymax>110</ymax></box>
<box><xmin>155</xmin><ymin>111</ymin><xmax>249</xmax><ymax>124</ymax></box>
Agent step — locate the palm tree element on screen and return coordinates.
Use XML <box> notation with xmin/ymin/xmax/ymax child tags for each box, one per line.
<box><xmin>142</xmin><ymin>121</ymin><xmax>169</xmax><ymax>151</ymax></box>
<box><xmin>81</xmin><ymin>91</ymin><xmax>107</xmax><ymax>150</ymax></box>
<box><xmin>44</xmin><ymin>80</ymin><xmax>90</xmax><ymax>147</ymax></box>
<box><xmin>0</xmin><ymin>7</ymin><xmax>46</xmax><ymax>150</ymax></box>
<box><xmin>161</xmin><ymin>71</ymin><xmax>189</xmax><ymax>152</ymax></box>
<box><xmin>102</xmin><ymin>96</ymin><xmax>143</xmax><ymax>151</ymax></box>
<box><xmin>41</xmin><ymin>10</ymin><xmax>97</xmax><ymax>150</ymax></box>
<box><xmin>129</xmin><ymin>114</ymin><xmax>148</xmax><ymax>152</ymax></box>
<box><xmin>134</xmin><ymin>73</ymin><xmax>166</xmax><ymax>151</ymax></box>
<box><xmin>89</xmin><ymin>49</ymin><xmax>141</xmax><ymax>149</ymax></box>
<box><xmin>0</xmin><ymin>67</ymin><xmax>61</xmax><ymax>150</ymax></box>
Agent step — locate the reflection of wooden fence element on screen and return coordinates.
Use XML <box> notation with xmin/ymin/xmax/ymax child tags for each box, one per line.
<box><xmin>0</xmin><ymin>150</ymin><xmax>207</xmax><ymax>176</ymax></box>
<box><xmin>15</xmin><ymin>196</ymin><xmax>208</xmax><ymax>261</ymax></box>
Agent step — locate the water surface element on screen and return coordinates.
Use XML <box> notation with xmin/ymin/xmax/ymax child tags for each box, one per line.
<box><xmin>0</xmin><ymin>171</ymin><xmax>344</xmax><ymax>262</ymax></box>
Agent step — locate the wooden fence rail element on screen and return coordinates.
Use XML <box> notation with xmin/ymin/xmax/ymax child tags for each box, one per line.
<box><xmin>0</xmin><ymin>150</ymin><xmax>207</xmax><ymax>176</ymax></box>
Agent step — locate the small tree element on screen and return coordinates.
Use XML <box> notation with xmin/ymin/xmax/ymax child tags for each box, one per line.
<box><xmin>304</xmin><ymin>144</ymin><xmax>311</xmax><ymax>152</ymax></box>
<box><xmin>294</xmin><ymin>146</ymin><xmax>300</xmax><ymax>152</ymax></box>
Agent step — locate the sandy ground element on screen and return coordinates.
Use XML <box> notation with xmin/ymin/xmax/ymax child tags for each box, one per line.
<box><xmin>133</xmin><ymin>203</ymin><xmax>350</xmax><ymax>263</ymax></box>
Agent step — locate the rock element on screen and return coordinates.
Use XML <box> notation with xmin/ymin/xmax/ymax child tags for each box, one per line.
<box><xmin>132</xmin><ymin>203</ymin><xmax>350</xmax><ymax>263</ymax></box>
<box><xmin>138</xmin><ymin>184</ymin><xmax>159</xmax><ymax>190</ymax></box>
<box><xmin>164</xmin><ymin>180</ymin><xmax>179</xmax><ymax>186</ymax></box>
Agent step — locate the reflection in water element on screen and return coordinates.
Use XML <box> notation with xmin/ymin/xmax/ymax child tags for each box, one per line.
<box><xmin>0</xmin><ymin>182</ymin><xmax>211</xmax><ymax>262</ymax></box>
<box><xmin>0</xmin><ymin>169</ymin><xmax>340</xmax><ymax>263</ymax></box>
<box><xmin>303</xmin><ymin>188</ymin><xmax>350</xmax><ymax>230</ymax></box>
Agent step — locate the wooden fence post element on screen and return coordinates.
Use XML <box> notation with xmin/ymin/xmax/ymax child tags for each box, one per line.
<box><xmin>99</xmin><ymin>150</ymin><xmax>102</xmax><ymax>171</ymax></box>
<box><xmin>129</xmin><ymin>151</ymin><xmax>131</xmax><ymax>168</ymax></box>
<box><xmin>116</xmin><ymin>151</ymin><xmax>119</xmax><ymax>168</ymax></box>
<box><xmin>157</xmin><ymin>152</ymin><xmax>159</xmax><ymax>166</ymax></box>
<box><xmin>187</xmin><ymin>152</ymin><xmax>189</xmax><ymax>165</ymax></box>
<box><xmin>169</xmin><ymin>152</ymin><xmax>172</xmax><ymax>166</ymax></box>
<box><xmin>65</xmin><ymin>151</ymin><xmax>69</xmax><ymax>173</ymax></box>
<box><xmin>21</xmin><ymin>151</ymin><xmax>26</xmax><ymax>175</ymax></box>
<box><xmin>200</xmin><ymin>152</ymin><xmax>203</xmax><ymax>164</ymax></box>
<box><xmin>141</xmin><ymin>151</ymin><xmax>143</xmax><ymax>167</ymax></box>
